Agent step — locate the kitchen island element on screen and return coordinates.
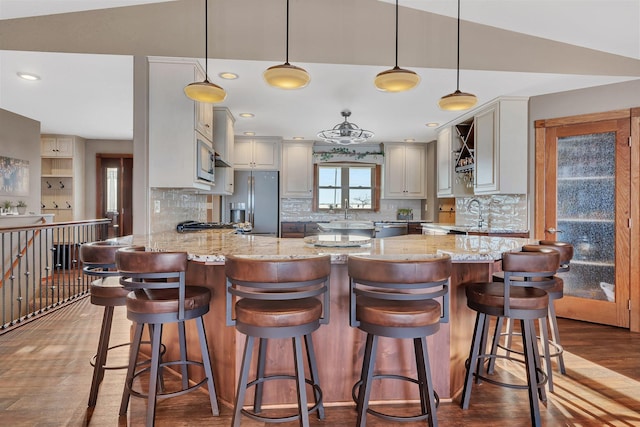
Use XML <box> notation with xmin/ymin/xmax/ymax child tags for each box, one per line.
<box><xmin>119</xmin><ymin>231</ymin><xmax>534</xmax><ymax>408</ymax></box>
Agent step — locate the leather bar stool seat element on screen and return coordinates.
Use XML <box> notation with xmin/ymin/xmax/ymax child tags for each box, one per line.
<box><xmin>117</xmin><ymin>248</ymin><xmax>219</xmax><ymax>427</ymax></box>
<box><xmin>80</xmin><ymin>241</ymin><xmax>141</xmax><ymax>407</ymax></box>
<box><xmin>462</xmin><ymin>250</ymin><xmax>560</xmax><ymax>427</ymax></box>
<box><xmin>225</xmin><ymin>254</ymin><xmax>331</xmax><ymax>427</ymax></box>
<box><xmin>348</xmin><ymin>254</ymin><xmax>452</xmax><ymax>427</ymax></box>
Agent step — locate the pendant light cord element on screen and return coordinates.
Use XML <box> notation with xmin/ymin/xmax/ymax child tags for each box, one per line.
<box><xmin>204</xmin><ymin>0</ymin><xmax>209</xmax><ymax>79</ymax></box>
<box><xmin>394</xmin><ymin>0</ymin><xmax>399</xmax><ymax>68</ymax></box>
<box><xmin>456</xmin><ymin>0</ymin><xmax>461</xmax><ymax>91</ymax></box>
<box><xmin>285</xmin><ymin>0</ymin><xmax>290</xmax><ymax>65</ymax></box>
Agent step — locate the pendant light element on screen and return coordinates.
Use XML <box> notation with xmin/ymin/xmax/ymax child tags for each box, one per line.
<box><xmin>184</xmin><ymin>0</ymin><xmax>227</xmax><ymax>103</ymax></box>
<box><xmin>438</xmin><ymin>0</ymin><xmax>477</xmax><ymax>111</ymax></box>
<box><xmin>374</xmin><ymin>0</ymin><xmax>420</xmax><ymax>92</ymax></box>
<box><xmin>263</xmin><ymin>0</ymin><xmax>310</xmax><ymax>89</ymax></box>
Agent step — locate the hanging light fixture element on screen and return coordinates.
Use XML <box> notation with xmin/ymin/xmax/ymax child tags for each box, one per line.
<box><xmin>184</xmin><ymin>0</ymin><xmax>227</xmax><ymax>103</ymax></box>
<box><xmin>317</xmin><ymin>111</ymin><xmax>374</xmax><ymax>145</ymax></box>
<box><xmin>263</xmin><ymin>0</ymin><xmax>310</xmax><ymax>89</ymax></box>
<box><xmin>374</xmin><ymin>0</ymin><xmax>420</xmax><ymax>92</ymax></box>
<box><xmin>438</xmin><ymin>0</ymin><xmax>477</xmax><ymax>111</ymax></box>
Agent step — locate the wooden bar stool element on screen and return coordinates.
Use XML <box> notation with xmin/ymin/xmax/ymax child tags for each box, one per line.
<box><xmin>80</xmin><ymin>241</ymin><xmax>138</xmax><ymax>407</ymax></box>
<box><xmin>224</xmin><ymin>254</ymin><xmax>331</xmax><ymax>427</ymax></box>
<box><xmin>347</xmin><ymin>254</ymin><xmax>451</xmax><ymax>427</ymax></box>
<box><xmin>462</xmin><ymin>250</ymin><xmax>560</xmax><ymax>427</ymax></box>
<box><xmin>489</xmin><ymin>241</ymin><xmax>573</xmax><ymax>391</ymax></box>
<box><xmin>116</xmin><ymin>248</ymin><xmax>219</xmax><ymax>427</ymax></box>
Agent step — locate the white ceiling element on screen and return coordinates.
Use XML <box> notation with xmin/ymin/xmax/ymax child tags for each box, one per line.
<box><xmin>0</xmin><ymin>0</ymin><xmax>639</xmax><ymax>143</ymax></box>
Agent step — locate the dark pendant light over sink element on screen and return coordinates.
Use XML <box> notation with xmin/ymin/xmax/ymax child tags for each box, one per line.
<box><xmin>263</xmin><ymin>0</ymin><xmax>310</xmax><ymax>89</ymax></box>
<box><xmin>374</xmin><ymin>0</ymin><xmax>420</xmax><ymax>92</ymax></box>
<box><xmin>438</xmin><ymin>0</ymin><xmax>477</xmax><ymax>111</ymax></box>
<box><xmin>184</xmin><ymin>0</ymin><xmax>227</xmax><ymax>103</ymax></box>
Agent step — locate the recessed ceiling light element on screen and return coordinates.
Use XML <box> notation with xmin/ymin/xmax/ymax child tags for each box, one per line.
<box><xmin>239</xmin><ymin>113</ymin><xmax>254</xmax><ymax>118</ymax></box>
<box><xmin>244</xmin><ymin>131</ymin><xmax>256</xmax><ymax>136</ymax></box>
<box><xmin>17</xmin><ymin>72</ymin><xmax>40</xmax><ymax>81</ymax></box>
<box><xmin>219</xmin><ymin>72</ymin><xmax>238</xmax><ymax>80</ymax></box>
<box><xmin>425</xmin><ymin>122</ymin><xmax>439</xmax><ymax>128</ymax></box>
<box><xmin>292</xmin><ymin>137</ymin><xmax>304</xmax><ymax>140</ymax></box>
<box><xmin>404</xmin><ymin>138</ymin><xmax>415</xmax><ymax>143</ymax></box>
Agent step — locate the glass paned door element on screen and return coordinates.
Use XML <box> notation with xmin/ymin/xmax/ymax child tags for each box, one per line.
<box><xmin>537</xmin><ymin>117</ymin><xmax>630</xmax><ymax>327</ymax></box>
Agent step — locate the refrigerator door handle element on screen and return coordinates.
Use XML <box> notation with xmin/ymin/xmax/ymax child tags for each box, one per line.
<box><xmin>248</xmin><ymin>175</ymin><xmax>255</xmax><ymax>226</ymax></box>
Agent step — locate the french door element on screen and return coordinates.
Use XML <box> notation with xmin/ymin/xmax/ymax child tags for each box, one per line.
<box><xmin>535</xmin><ymin>110</ymin><xmax>633</xmax><ymax>327</ymax></box>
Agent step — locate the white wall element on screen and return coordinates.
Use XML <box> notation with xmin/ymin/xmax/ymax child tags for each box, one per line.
<box><xmin>0</xmin><ymin>108</ymin><xmax>41</xmax><ymax>213</ymax></box>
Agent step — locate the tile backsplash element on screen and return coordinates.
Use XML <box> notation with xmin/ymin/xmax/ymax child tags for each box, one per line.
<box><xmin>281</xmin><ymin>198</ymin><xmax>423</xmax><ymax>222</ymax></box>
<box><xmin>149</xmin><ymin>188</ymin><xmax>208</xmax><ymax>233</ymax></box>
<box><xmin>456</xmin><ymin>194</ymin><xmax>528</xmax><ymax>230</ymax></box>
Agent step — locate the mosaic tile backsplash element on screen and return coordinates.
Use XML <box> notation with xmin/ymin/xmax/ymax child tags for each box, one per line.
<box><xmin>150</xmin><ymin>188</ymin><xmax>208</xmax><ymax>233</ymax></box>
<box><xmin>455</xmin><ymin>194</ymin><xmax>528</xmax><ymax>230</ymax></box>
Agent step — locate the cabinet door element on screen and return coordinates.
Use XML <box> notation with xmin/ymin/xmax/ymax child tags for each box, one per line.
<box><xmin>41</xmin><ymin>137</ymin><xmax>58</xmax><ymax>156</ymax></box>
<box><xmin>234</xmin><ymin>138</ymin><xmax>254</xmax><ymax>168</ymax></box>
<box><xmin>194</xmin><ymin>69</ymin><xmax>214</xmax><ymax>140</ymax></box>
<box><xmin>474</xmin><ymin>106</ymin><xmax>498</xmax><ymax>193</ymax></box>
<box><xmin>384</xmin><ymin>145</ymin><xmax>407</xmax><ymax>197</ymax></box>
<box><xmin>282</xmin><ymin>142</ymin><xmax>313</xmax><ymax>197</ymax></box>
<box><xmin>55</xmin><ymin>137</ymin><xmax>74</xmax><ymax>157</ymax></box>
<box><xmin>437</xmin><ymin>128</ymin><xmax>454</xmax><ymax>197</ymax></box>
<box><xmin>404</xmin><ymin>145</ymin><xmax>425</xmax><ymax>197</ymax></box>
<box><xmin>253</xmin><ymin>139</ymin><xmax>279</xmax><ymax>169</ymax></box>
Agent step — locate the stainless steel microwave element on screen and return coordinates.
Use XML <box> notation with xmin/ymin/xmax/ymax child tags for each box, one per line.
<box><xmin>196</xmin><ymin>138</ymin><xmax>215</xmax><ymax>184</ymax></box>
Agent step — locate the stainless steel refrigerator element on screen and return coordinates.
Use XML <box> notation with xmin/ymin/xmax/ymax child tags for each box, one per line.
<box><xmin>226</xmin><ymin>170</ymin><xmax>279</xmax><ymax>235</ymax></box>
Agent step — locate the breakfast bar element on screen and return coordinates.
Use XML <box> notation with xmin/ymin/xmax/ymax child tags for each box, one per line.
<box><xmin>120</xmin><ymin>231</ymin><xmax>534</xmax><ymax>408</ymax></box>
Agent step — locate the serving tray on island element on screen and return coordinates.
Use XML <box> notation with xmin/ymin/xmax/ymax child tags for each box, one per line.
<box><xmin>303</xmin><ymin>234</ymin><xmax>372</xmax><ymax>247</ymax></box>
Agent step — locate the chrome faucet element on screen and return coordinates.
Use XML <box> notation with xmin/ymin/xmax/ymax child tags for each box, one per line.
<box><xmin>344</xmin><ymin>198</ymin><xmax>349</xmax><ymax>220</ymax></box>
<box><xmin>467</xmin><ymin>198</ymin><xmax>484</xmax><ymax>228</ymax></box>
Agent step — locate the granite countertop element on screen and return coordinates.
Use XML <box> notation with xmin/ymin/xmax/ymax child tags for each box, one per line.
<box><xmin>421</xmin><ymin>223</ymin><xmax>530</xmax><ymax>234</ymax></box>
<box><xmin>116</xmin><ymin>230</ymin><xmax>535</xmax><ymax>265</ymax></box>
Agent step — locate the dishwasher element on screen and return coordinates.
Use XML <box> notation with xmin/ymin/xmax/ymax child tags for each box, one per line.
<box><xmin>374</xmin><ymin>222</ymin><xmax>408</xmax><ymax>238</ymax></box>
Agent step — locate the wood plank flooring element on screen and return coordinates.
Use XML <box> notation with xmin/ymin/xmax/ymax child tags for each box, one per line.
<box><xmin>0</xmin><ymin>296</ymin><xmax>638</xmax><ymax>426</ymax></box>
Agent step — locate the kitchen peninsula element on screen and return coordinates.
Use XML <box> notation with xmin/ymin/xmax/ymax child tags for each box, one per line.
<box><xmin>121</xmin><ymin>231</ymin><xmax>535</xmax><ymax>408</ymax></box>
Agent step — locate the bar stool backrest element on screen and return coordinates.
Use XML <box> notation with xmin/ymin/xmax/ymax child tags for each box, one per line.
<box><xmin>116</xmin><ymin>247</ymin><xmax>189</xmax><ymax>319</ymax></box>
<box><xmin>224</xmin><ymin>255</ymin><xmax>332</xmax><ymax>327</ymax></box>
<box><xmin>347</xmin><ymin>254</ymin><xmax>452</xmax><ymax>327</ymax></box>
<box><xmin>80</xmin><ymin>241</ymin><xmax>137</xmax><ymax>279</ymax></box>
<box><xmin>538</xmin><ymin>240</ymin><xmax>574</xmax><ymax>273</ymax></box>
<box><xmin>502</xmin><ymin>251</ymin><xmax>560</xmax><ymax>317</ymax></box>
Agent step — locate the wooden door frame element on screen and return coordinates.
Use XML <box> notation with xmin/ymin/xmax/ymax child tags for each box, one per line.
<box><xmin>95</xmin><ymin>153</ymin><xmax>133</xmax><ymax>237</ymax></box>
<box><xmin>534</xmin><ymin>108</ymin><xmax>640</xmax><ymax>332</ymax></box>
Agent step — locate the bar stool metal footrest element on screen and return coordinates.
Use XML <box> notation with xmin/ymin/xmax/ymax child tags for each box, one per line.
<box><xmin>352</xmin><ymin>374</ymin><xmax>440</xmax><ymax>423</ymax></box>
<box><xmin>124</xmin><ymin>359</ymin><xmax>210</xmax><ymax>401</ymax></box>
<box><xmin>240</xmin><ymin>374</ymin><xmax>324</xmax><ymax>423</ymax></box>
<box><xmin>465</xmin><ymin>353</ymin><xmax>547</xmax><ymax>391</ymax></box>
<box><xmin>90</xmin><ymin>340</ymin><xmax>166</xmax><ymax>371</ymax></box>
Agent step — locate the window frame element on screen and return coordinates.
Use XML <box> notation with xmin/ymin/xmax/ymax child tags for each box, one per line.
<box><xmin>312</xmin><ymin>162</ymin><xmax>381</xmax><ymax>212</ymax></box>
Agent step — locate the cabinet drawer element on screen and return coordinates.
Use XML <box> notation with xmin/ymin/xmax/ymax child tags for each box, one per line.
<box><xmin>281</xmin><ymin>222</ymin><xmax>305</xmax><ymax>238</ymax></box>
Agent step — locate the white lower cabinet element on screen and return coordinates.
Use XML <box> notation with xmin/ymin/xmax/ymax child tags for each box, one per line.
<box><xmin>384</xmin><ymin>143</ymin><xmax>426</xmax><ymax>199</ymax></box>
<box><xmin>281</xmin><ymin>141</ymin><xmax>313</xmax><ymax>198</ymax></box>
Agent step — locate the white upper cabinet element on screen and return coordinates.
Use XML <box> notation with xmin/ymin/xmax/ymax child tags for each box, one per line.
<box><xmin>234</xmin><ymin>136</ymin><xmax>281</xmax><ymax>170</ymax></box>
<box><xmin>436</xmin><ymin>128</ymin><xmax>454</xmax><ymax>197</ymax></box>
<box><xmin>147</xmin><ymin>58</ymin><xmax>213</xmax><ymax>190</ymax></box>
<box><xmin>209</xmin><ymin>107</ymin><xmax>235</xmax><ymax>195</ymax></box>
<box><xmin>194</xmin><ymin>68</ymin><xmax>214</xmax><ymax>141</ymax></box>
<box><xmin>473</xmin><ymin>98</ymin><xmax>528</xmax><ymax>194</ymax></box>
<box><xmin>41</xmin><ymin>136</ymin><xmax>74</xmax><ymax>157</ymax></box>
<box><xmin>281</xmin><ymin>141</ymin><xmax>313</xmax><ymax>198</ymax></box>
<box><xmin>384</xmin><ymin>143</ymin><xmax>426</xmax><ymax>199</ymax></box>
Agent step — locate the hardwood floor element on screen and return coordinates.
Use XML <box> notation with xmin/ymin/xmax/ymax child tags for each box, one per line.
<box><xmin>0</xmin><ymin>296</ymin><xmax>638</xmax><ymax>426</ymax></box>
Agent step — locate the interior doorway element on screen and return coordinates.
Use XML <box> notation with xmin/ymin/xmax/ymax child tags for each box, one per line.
<box><xmin>96</xmin><ymin>154</ymin><xmax>133</xmax><ymax>238</ymax></box>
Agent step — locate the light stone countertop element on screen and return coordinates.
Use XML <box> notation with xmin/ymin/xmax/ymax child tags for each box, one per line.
<box><xmin>115</xmin><ymin>230</ymin><xmax>536</xmax><ymax>264</ymax></box>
